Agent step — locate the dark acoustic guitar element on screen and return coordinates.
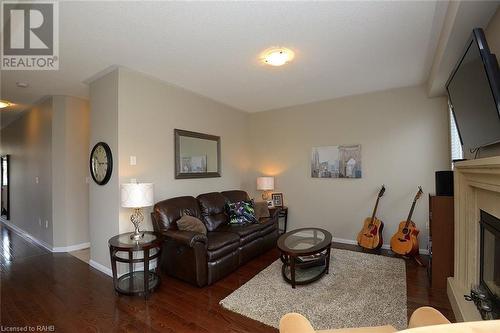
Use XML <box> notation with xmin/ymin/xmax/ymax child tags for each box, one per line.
<box><xmin>390</xmin><ymin>186</ymin><xmax>423</xmax><ymax>256</ymax></box>
<box><xmin>357</xmin><ymin>185</ymin><xmax>385</xmax><ymax>250</ymax></box>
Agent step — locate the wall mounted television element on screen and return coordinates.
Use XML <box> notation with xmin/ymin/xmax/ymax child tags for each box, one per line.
<box><xmin>446</xmin><ymin>28</ymin><xmax>500</xmax><ymax>150</ymax></box>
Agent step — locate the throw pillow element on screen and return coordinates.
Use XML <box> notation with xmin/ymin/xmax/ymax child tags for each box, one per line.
<box><xmin>177</xmin><ymin>215</ymin><xmax>207</xmax><ymax>235</ymax></box>
<box><xmin>254</xmin><ymin>200</ymin><xmax>270</xmax><ymax>220</ymax></box>
<box><xmin>226</xmin><ymin>200</ymin><xmax>258</xmax><ymax>225</ymax></box>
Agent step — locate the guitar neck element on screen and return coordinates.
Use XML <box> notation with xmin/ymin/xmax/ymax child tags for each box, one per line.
<box><xmin>405</xmin><ymin>200</ymin><xmax>417</xmax><ymax>227</ymax></box>
<box><xmin>370</xmin><ymin>196</ymin><xmax>381</xmax><ymax>223</ymax></box>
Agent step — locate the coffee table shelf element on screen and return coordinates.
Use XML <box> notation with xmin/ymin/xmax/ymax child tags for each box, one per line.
<box><xmin>277</xmin><ymin>228</ymin><xmax>332</xmax><ymax>288</ymax></box>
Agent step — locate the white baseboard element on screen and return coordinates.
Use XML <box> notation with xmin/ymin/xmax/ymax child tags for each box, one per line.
<box><xmin>0</xmin><ymin>218</ymin><xmax>54</xmax><ymax>252</ymax></box>
<box><xmin>0</xmin><ymin>219</ymin><xmax>90</xmax><ymax>253</ymax></box>
<box><xmin>53</xmin><ymin>242</ymin><xmax>90</xmax><ymax>253</ymax></box>
<box><xmin>89</xmin><ymin>259</ymin><xmax>113</xmax><ymax>277</ymax></box>
<box><xmin>332</xmin><ymin>236</ymin><xmax>429</xmax><ymax>255</ymax></box>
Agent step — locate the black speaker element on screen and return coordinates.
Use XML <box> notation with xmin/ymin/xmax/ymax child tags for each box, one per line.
<box><xmin>435</xmin><ymin>171</ymin><xmax>454</xmax><ymax>196</ymax></box>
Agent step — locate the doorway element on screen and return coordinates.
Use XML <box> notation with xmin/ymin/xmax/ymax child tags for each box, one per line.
<box><xmin>1</xmin><ymin>155</ymin><xmax>10</xmax><ymax>220</ymax></box>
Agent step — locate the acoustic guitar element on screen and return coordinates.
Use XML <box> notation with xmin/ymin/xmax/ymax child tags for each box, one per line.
<box><xmin>357</xmin><ymin>185</ymin><xmax>385</xmax><ymax>250</ymax></box>
<box><xmin>390</xmin><ymin>187</ymin><xmax>423</xmax><ymax>256</ymax></box>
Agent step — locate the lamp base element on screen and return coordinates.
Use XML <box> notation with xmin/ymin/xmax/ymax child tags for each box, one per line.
<box><xmin>130</xmin><ymin>231</ymin><xmax>145</xmax><ymax>240</ymax></box>
<box><xmin>130</xmin><ymin>208</ymin><xmax>145</xmax><ymax>241</ymax></box>
<box><xmin>261</xmin><ymin>190</ymin><xmax>272</xmax><ymax>201</ymax></box>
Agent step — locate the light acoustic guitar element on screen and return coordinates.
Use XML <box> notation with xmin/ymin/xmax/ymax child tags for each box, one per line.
<box><xmin>357</xmin><ymin>185</ymin><xmax>386</xmax><ymax>250</ymax></box>
<box><xmin>390</xmin><ymin>186</ymin><xmax>423</xmax><ymax>256</ymax></box>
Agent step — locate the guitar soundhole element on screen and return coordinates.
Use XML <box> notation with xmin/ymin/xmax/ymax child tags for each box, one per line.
<box><xmin>402</xmin><ymin>228</ymin><xmax>408</xmax><ymax>234</ymax></box>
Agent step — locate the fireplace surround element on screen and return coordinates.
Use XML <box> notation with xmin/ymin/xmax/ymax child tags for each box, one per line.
<box><xmin>479</xmin><ymin>210</ymin><xmax>500</xmax><ymax>314</ymax></box>
<box><xmin>448</xmin><ymin>156</ymin><xmax>500</xmax><ymax>321</ymax></box>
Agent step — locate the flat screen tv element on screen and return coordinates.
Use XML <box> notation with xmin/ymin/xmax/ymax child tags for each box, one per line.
<box><xmin>446</xmin><ymin>28</ymin><xmax>500</xmax><ymax>150</ymax></box>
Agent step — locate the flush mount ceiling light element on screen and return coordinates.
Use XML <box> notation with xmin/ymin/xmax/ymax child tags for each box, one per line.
<box><xmin>16</xmin><ymin>82</ymin><xmax>29</xmax><ymax>88</ymax></box>
<box><xmin>261</xmin><ymin>47</ymin><xmax>295</xmax><ymax>67</ymax></box>
<box><xmin>0</xmin><ymin>100</ymin><xmax>12</xmax><ymax>109</ymax></box>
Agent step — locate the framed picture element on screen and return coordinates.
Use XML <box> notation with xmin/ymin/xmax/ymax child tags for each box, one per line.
<box><xmin>267</xmin><ymin>200</ymin><xmax>274</xmax><ymax>208</ymax></box>
<box><xmin>311</xmin><ymin>144</ymin><xmax>362</xmax><ymax>178</ymax></box>
<box><xmin>271</xmin><ymin>193</ymin><xmax>284</xmax><ymax>207</ymax></box>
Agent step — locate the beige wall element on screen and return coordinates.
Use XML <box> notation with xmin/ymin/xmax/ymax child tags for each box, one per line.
<box><xmin>1</xmin><ymin>96</ymin><xmax>90</xmax><ymax>249</ymax></box>
<box><xmin>1</xmin><ymin>98</ymin><xmax>54</xmax><ymax>246</ymax></box>
<box><xmin>117</xmin><ymin>68</ymin><xmax>250</xmax><ymax>234</ymax></box>
<box><xmin>89</xmin><ymin>71</ymin><xmax>120</xmax><ymax>267</ymax></box>
<box><xmin>247</xmin><ymin>86</ymin><xmax>450</xmax><ymax>251</ymax></box>
<box><xmin>52</xmin><ymin>96</ymin><xmax>90</xmax><ymax>248</ymax></box>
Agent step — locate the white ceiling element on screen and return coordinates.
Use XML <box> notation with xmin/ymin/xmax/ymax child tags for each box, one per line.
<box><xmin>2</xmin><ymin>1</ymin><xmax>448</xmax><ymax>114</ymax></box>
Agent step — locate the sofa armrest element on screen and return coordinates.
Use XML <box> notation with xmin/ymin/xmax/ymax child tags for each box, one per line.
<box><xmin>163</xmin><ymin>229</ymin><xmax>207</xmax><ymax>248</ymax></box>
<box><xmin>408</xmin><ymin>307</ymin><xmax>450</xmax><ymax>329</ymax></box>
<box><xmin>279</xmin><ymin>313</ymin><xmax>316</xmax><ymax>333</ymax></box>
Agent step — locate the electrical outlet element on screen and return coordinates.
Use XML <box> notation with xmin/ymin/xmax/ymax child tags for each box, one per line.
<box><xmin>45</xmin><ymin>220</ymin><xmax>49</xmax><ymax>229</ymax></box>
<box><xmin>130</xmin><ymin>156</ymin><xmax>137</xmax><ymax>166</ymax></box>
<box><xmin>35</xmin><ymin>176</ymin><xmax>39</xmax><ymax>184</ymax></box>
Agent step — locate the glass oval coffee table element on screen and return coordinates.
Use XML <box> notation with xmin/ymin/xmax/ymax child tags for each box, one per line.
<box><xmin>277</xmin><ymin>228</ymin><xmax>332</xmax><ymax>288</ymax></box>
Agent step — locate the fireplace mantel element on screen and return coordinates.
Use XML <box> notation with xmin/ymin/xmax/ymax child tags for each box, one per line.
<box><xmin>448</xmin><ymin>156</ymin><xmax>500</xmax><ymax>321</ymax></box>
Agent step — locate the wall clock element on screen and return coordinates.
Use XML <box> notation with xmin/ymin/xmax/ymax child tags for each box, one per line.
<box><xmin>90</xmin><ymin>142</ymin><xmax>113</xmax><ymax>185</ymax></box>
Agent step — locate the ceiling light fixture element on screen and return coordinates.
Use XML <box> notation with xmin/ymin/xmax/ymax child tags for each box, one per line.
<box><xmin>261</xmin><ymin>47</ymin><xmax>295</xmax><ymax>67</ymax></box>
<box><xmin>16</xmin><ymin>82</ymin><xmax>29</xmax><ymax>88</ymax></box>
<box><xmin>0</xmin><ymin>100</ymin><xmax>12</xmax><ymax>109</ymax></box>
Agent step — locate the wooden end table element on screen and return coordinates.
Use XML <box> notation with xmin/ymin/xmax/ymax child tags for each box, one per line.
<box><xmin>269</xmin><ymin>206</ymin><xmax>288</xmax><ymax>234</ymax></box>
<box><xmin>277</xmin><ymin>227</ymin><xmax>332</xmax><ymax>288</ymax></box>
<box><xmin>108</xmin><ymin>231</ymin><xmax>162</xmax><ymax>299</ymax></box>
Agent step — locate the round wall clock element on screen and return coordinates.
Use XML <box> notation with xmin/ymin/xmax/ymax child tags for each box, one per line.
<box><xmin>90</xmin><ymin>142</ymin><xmax>113</xmax><ymax>185</ymax></box>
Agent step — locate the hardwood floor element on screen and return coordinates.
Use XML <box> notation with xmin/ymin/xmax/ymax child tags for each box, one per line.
<box><xmin>0</xmin><ymin>223</ymin><xmax>454</xmax><ymax>332</ymax></box>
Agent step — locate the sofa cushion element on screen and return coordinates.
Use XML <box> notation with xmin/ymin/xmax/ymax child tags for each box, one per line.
<box><xmin>218</xmin><ymin>223</ymin><xmax>263</xmax><ymax>245</ymax></box>
<box><xmin>219</xmin><ymin>223</ymin><xmax>263</xmax><ymax>238</ymax></box>
<box><xmin>221</xmin><ymin>190</ymin><xmax>249</xmax><ymax>203</ymax></box>
<box><xmin>259</xmin><ymin>217</ymin><xmax>277</xmax><ymax>235</ymax></box>
<box><xmin>154</xmin><ymin>196</ymin><xmax>202</xmax><ymax>231</ymax></box>
<box><xmin>197</xmin><ymin>192</ymin><xmax>229</xmax><ymax>231</ymax></box>
<box><xmin>207</xmin><ymin>231</ymin><xmax>240</xmax><ymax>251</ymax></box>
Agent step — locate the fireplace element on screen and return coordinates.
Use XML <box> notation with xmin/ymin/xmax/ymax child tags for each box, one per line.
<box><xmin>479</xmin><ymin>210</ymin><xmax>500</xmax><ymax>318</ymax></box>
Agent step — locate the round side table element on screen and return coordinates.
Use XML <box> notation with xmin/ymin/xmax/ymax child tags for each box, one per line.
<box><xmin>108</xmin><ymin>232</ymin><xmax>162</xmax><ymax>299</ymax></box>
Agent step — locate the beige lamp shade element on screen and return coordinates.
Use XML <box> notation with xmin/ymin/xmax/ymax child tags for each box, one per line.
<box><xmin>257</xmin><ymin>177</ymin><xmax>274</xmax><ymax>191</ymax></box>
<box><xmin>121</xmin><ymin>183</ymin><xmax>154</xmax><ymax>208</ymax></box>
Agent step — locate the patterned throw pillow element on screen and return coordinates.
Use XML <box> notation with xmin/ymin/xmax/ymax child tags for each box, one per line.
<box><xmin>226</xmin><ymin>200</ymin><xmax>258</xmax><ymax>225</ymax></box>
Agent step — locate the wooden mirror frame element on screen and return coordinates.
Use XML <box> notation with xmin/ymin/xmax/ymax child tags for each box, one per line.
<box><xmin>174</xmin><ymin>129</ymin><xmax>221</xmax><ymax>179</ymax></box>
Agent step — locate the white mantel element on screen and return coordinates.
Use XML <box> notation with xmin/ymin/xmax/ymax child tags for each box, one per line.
<box><xmin>448</xmin><ymin>156</ymin><xmax>500</xmax><ymax>322</ymax></box>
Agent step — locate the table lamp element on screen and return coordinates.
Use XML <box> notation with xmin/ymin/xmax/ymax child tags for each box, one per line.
<box><xmin>121</xmin><ymin>183</ymin><xmax>154</xmax><ymax>240</ymax></box>
<box><xmin>257</xmin><ymin>176</ymin><xmax>274</xmax><ymax>200</ymax></box>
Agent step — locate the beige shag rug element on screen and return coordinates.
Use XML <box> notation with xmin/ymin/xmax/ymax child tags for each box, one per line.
<box><xmin>220</xmin><ymin>249</ymin><xmax>407</xmax><ymax>330</ymax></box>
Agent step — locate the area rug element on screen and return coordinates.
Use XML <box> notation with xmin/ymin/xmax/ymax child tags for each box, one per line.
<box><xmin>220</xmin><ymin>249</ymin><xmax>407</xmax><ymax>330</ymax></box>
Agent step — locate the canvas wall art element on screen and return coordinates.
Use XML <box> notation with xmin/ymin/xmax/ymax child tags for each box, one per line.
<box><xmin>311</xmin><ymin>145</ymin><xmax>362</xmax><ymax>178</ymax></box>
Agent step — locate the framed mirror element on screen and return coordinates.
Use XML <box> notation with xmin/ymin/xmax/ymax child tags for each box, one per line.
<box><xmin>1</xmin><ymin>155</ymin><xmax>9</xmax><ymax>220</ymax></box>
<box><xmin>174</xmin><ymin>129</ymin><xmax>221</xmax><ymax>179</ymax></box>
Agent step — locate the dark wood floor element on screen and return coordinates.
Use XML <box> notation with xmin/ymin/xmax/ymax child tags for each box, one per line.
<box><xmin>1</xmin><ymin>223</ymin><xmax>454</xmax><ymax>332</ymax></box>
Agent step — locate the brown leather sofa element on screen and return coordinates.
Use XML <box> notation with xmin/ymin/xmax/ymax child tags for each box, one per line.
<box><xmin>151</xmin><ymin>190</ymin><xmax>279</xmax><ymax>287</ymax></box>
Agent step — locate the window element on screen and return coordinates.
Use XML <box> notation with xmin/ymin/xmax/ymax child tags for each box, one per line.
<box><xmin>449</xmin><ymin>101</ymin><xmax>463</xmax><ymax>163</ymax></box>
